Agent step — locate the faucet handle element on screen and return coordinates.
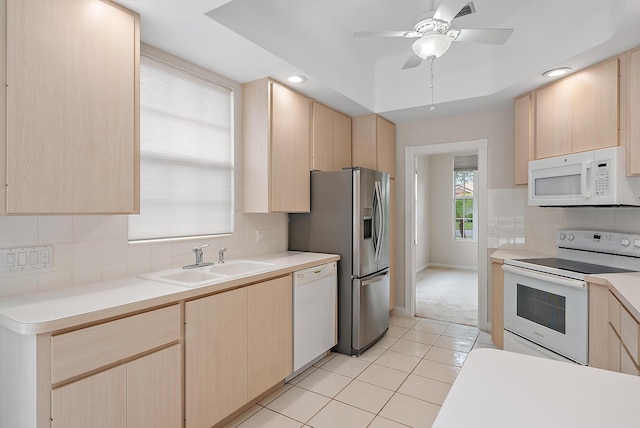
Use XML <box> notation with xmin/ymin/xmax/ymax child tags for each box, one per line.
<box><xmin>218</xmin><ymin>247</ymin><xmax>227</xmax><ymax>263</ymax></box>
<box><xmin>193</xmin><ymin>243</ymin><xmax>209</xmax><ymax>252</ymax></box>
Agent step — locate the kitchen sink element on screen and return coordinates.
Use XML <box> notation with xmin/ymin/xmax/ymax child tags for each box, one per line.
<box><xmin>206</xmin><ymin>260</ymin><xmax>274</xmax><ymax>276</ymax></box>
<box><xmin>140</xmin><ymin>260</ymin><xmax>275</xmax><ymax>288</ymax></box>
<box><xmin>139</xmin><ymin>268</ymin><xmax>225</xmax><ymax>288</ymax></box>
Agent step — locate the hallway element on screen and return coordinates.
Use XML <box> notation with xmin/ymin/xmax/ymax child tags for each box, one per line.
<box><xmin>415</xmin><ymin>267</ymin><xmax>478</xmax><ymax>327</ymax></box>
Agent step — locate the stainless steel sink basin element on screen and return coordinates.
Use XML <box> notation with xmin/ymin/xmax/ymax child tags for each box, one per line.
<box><xmin>140</xmin><ymin>260</ymin><xmax>275</xmax><ymax>288</ymax></box>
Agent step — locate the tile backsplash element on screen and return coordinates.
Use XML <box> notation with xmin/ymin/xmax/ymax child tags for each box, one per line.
<box><xmin>489</xmin><ymin>187</ymin><xmax>640</xmax><ymax>255</ymax></box>
<box><xmin>0</xmin><ymin>213</ymin><xmax>287</xmax><ymax>298</ymax></box>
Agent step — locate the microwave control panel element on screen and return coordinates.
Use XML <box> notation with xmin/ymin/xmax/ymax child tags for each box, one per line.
<box><xmin>593</xmin><ymin>160</ymin><xmax>611</xmax><ymax>197</ymax></box>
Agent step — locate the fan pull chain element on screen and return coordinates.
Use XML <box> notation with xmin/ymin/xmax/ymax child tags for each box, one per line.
<box><xmin>429</xmin><ymin>57</ymin><xmax>435</xmax><ymax>111</ymax></box>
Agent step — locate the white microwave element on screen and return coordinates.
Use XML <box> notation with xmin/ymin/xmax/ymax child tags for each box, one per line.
<box><xmin>528</xmin><ymin>146</ymin><xmax>640</xmax><ymax>206</ymax></box>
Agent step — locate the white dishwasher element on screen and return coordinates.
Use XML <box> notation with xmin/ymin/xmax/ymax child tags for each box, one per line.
<box><xmin>292</xmin><ymin>261</ymin><xmax>337</xmax><ymax>372</ymax></box>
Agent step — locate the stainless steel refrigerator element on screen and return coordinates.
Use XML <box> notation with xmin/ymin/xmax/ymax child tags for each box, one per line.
<box><xmin>289</xmin><ymin>167</ymin><xmax>390</xmax><ymax>355</ymax></box>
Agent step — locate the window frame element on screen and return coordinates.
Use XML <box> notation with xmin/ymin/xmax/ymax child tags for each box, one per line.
<box><xmin>453</xmin><ymin>169</ymin><xmax>477</xmax><ymax>242</ymax></box>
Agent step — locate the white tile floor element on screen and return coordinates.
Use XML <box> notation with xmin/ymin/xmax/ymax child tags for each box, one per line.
<box><xmin>222</xmin><ymin>317</ymin><xmax>497</xmax><ymax>428</ymax></box>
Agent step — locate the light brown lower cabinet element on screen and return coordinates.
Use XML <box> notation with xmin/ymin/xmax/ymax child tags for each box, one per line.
<box><xmin>51</xmin><ymin>345</ymin><xmax>181</xmax><ymax>428</ymax></box>
<box><xmin>589</xmin><ymin>285</ymin><xmax>640</xmax><ymax>375</ymax></box>
<box><xmin>185</xmin><ymin>275</ymin><xmax>293</xmax><ymax>427</ymax></box>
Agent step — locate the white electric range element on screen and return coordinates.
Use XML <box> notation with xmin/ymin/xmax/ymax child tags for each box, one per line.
<box><xmin>502</xmin><ymin>229</ymin><xmax>640</xmax><ymax>364</ymax></box>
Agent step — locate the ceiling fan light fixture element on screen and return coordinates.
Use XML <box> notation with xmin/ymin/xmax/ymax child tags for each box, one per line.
<box><xmin>411</xmin><ymin>33</ymin><xmax>453</xmax><ymax>59</ymax></box>
<box><xmin>542</xmin><ymin>67</ymin><xmax>572</xmax><ymax>78</ymax></box>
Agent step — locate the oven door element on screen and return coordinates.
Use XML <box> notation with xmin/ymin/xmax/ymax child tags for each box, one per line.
<box><xmin>502</xmin><ymin>264</ymin><xmax>588</xmax><ymax>364</ymax></box>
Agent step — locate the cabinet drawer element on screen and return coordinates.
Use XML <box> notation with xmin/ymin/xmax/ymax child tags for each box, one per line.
<box><xmin>620</xmin><ymin>306</ymin><xmax>640</xmax><ymax>366</ymax></box>
<box><xmin>608</xmin><ymin>291</ymin><xmax>621</xmax><ymax>334</ymax></box>
<box><xmin>52</xmin><ymin>305</ymin><xmax>180</xmax><ymax>384</ymax></box>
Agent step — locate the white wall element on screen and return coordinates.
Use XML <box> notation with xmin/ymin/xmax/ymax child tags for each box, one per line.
<box><xmin>415</xmin><ymin>155</ymin><xmax>430</xmax><ymax>271</ymax></box>
<box><xmin>428</xmin><ymin>154</ymin><xmax>478</xmax><ymax>269</ymax></box>
<box><xmin>0</xmin><ymin>46</ymin><xmax>288</xmax><ymax>299</ymax></box>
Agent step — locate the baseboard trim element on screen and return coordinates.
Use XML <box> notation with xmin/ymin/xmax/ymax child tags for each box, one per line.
<box><xmin>427</xmin><ymin>263</ymin><xmax>478</xmax><ymax>272</ymax></box>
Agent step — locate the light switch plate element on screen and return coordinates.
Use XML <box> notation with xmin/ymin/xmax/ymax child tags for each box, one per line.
<box><xmin>0</xmin><ymin>245</ymin><xmax>53</xmax><ymax>273</ymax></box>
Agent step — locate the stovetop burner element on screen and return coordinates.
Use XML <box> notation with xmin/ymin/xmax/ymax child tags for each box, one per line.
<box><xmin>513</xmin><ymin>257</ymin><xmax>633</xmax><ymax>275</ymax></box>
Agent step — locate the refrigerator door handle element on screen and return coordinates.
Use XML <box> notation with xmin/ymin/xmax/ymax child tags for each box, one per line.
<box><xmin>361</xmin><ymin>270</ymin><xmax>388</xmax><ymax>286</ymax></box>
<box><xmin>374</xmin><ymin>181</ymin><xmax>384</xmax><ymax>262</ymax></box>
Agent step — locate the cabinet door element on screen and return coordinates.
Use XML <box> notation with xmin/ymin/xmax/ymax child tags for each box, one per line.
<box><xmin>491</xmin><ymin>262</ymin><xmax>504</xmax><ymax>349</ymax></box>
<box><xmin>247</xmin><ymin>276</ymin><xmax>293</xmax><ymax>400</ymax></box>
<box><xmin>185</xmin><ymin>288</ymin><xmax>248</xmax><ymax>428</ymax></box>
<box><xmin>588</xmin><ymin>282</ymin><xmax>609</xmax><ymax>369</ymax></box>
<box><xmin>572</xmin><ymin>58</ymin><xmax>619</xmax><ymax>153</ymax></box>
<box><xmin>352</xmin><ymin>115</ymin><xmax>378</xmax><ymax>170</ymax></box>
<box><xmin>376</xmin><ymin>116</ymin><xmax>396</xmax><ymax>178</ymax></box>
<box><xmin>334</xmin><ymin>110</ymin><xmax>352</xmax><ymax>170</ymax></box>
<box><xmin>271</xmin><ymin>82</ymin><xmax>311</xmax><ymax>212</ymax></box>
<box><xmin>513</xmin><ymin>93</ymin><xmax>534</xmax><ymax>185</ymax></box>
<box><xmin>127</xmin><ymin>345</ymin><xmax>182</xmax><ymax>428</ymax></box>
<box><xmin>626</xmin><ymin>47</ymin><xmax>640</xmax><ymax>175</ymax></box>
<box><xmin>6</xmin><ymin>0</ymin><xmax>138</xmax><ymax>214</ymax></box>
<box><xmin>51</xmin><ymin>365</ymin><xmax>126</xmax><ymax>428</ymax></box>
<box><xmin>607</xmin><ymin>323</ymin><xmax>621</xmax><ymax>372</ymax></box>
<box><xmin>312</xmin><ymin>102</ymin><xmax>335</xmax><ymax>171</ymax></box>
<box><xmin>535</xmin><ymin>78</ymin><xmax>573</xmax><ymax>159</ymax></box>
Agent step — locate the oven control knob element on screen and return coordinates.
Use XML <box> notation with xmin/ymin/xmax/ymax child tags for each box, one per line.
<box><xmin>634</xmin><ymin>239</ymin><xmax>640</xmax><ymax>248</ymax></box>
<box><xmin>621</xmin><ymin>238</ymin><xmax>631</xmax><ymax>247</ymax></box>
<box><xmin>559</xmin><ymin>233</ymin><xmax>566</xmax><ymax>241</ymax></box>
<box><xmin>567</xmin><ymin>234</ymin><xmax>574</xmax><ymax>241</ymax></box>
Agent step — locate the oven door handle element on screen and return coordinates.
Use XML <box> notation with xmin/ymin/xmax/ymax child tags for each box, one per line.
<box><xmin>502</xmin><ymin>264</ymin><xmax>587</xmax><ymax>290</ymax></box>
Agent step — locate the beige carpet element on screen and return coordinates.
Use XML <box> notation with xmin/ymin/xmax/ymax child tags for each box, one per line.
<box><xmin>415</xmin><ymin>266</ymin><xmax>478</xmax><ymax>327</ymax></box>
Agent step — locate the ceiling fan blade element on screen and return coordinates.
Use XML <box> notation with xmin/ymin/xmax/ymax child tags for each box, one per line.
<box><xmin>402</xmin><ymin>54</ymin><xmax>423</xmax><ymax>69</ymax></box>
<box><xmin>353</xmin><ymin>30</ymin><xmax>420</xmax><ymax>38</ymax></box>
<box><xmin>454</xmin><ymin>28</ymin><xmax>514</xmax><ymax>44</ymax></box>
<box><xmin>433</xmin><ymin>0</ymin><xmax>469</xmax><ymax>22</ymax></box>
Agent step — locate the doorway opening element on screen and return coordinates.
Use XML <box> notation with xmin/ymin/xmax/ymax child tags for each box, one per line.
<box><xmin>414</xmin><ymin>152</ymin><xmax>479</xmax><ymax>326</ymax></box>
<box><xmin>404</xmin><ymin>140</ymin><xmax>488</xmax><ymax>331</ymax></box>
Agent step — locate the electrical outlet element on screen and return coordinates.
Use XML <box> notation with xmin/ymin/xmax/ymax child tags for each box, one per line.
<box><xmin>256</xmin><ymin>229</ymin><xmax>267</xmax><ymax>243</ymax></box>
<box><xmin>0</xmin><ymin>245</ymin><xmax>52</xmax><ymax>273</ymax></box>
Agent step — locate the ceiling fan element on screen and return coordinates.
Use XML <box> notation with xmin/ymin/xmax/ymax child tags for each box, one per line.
<box><xmin>354</xmin><ymin>0</ymin><xmax>514</xmax><ymax>69</ymax></box>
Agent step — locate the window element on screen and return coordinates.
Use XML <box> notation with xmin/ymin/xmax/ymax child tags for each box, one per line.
<box><xmin>128</xmin><ymin>55</ymin><xmax>234</xmax><ymax>242</ymax></box>
<box><xmin>453</xmin><ymin>155</ymin><xmax>477</xmax><ymax>241</ymax></box>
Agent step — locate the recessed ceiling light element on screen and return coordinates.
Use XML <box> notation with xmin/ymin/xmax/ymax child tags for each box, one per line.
<box><xmin>542</xmin><ymin>67</ymin><xmax>572</xmax><ymax>78</ymax></box>
<box><xmin>287</xmin><ymin>75</ymin><xmax>307</xmax><ymax>83</ymax></box>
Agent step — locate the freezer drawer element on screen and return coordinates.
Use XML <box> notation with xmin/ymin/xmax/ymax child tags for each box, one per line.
<box><xmin>293</xmin><ymin>262</ymin><xmax>338</xmax><ymax>371</ymax></box>
<box><xmin>352</xmin><ymin>269</ymin><xmax>389</xmax><ymax>352</ymax></box>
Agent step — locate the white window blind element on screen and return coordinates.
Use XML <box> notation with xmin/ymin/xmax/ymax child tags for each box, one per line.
<box><xmin>129</xmin><ymin>55</ymin><xmax>234</xmax><ymax>242</ymax></box>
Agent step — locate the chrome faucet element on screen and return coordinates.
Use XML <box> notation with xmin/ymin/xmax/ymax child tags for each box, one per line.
<box><xmin>183</xmin><ymin>244</ymin><xmax>214</xmax><ymax>269</ymax></box>
<box><xmin>218</xmin><ymin>248</ymin><xmax>227</xmax><ymax>263</ymax></box>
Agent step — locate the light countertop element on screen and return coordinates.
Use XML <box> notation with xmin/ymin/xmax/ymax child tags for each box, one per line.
<box><xmin>434</xmin><ymin>348</ymin><xmax>640</xmax><ymax>428</ymax></box>
<box><xmin>587</xmin><ymin>271</ymin><xmax>640</xmax><ymax>321</ymax></box>
<box><xmin>490</xmin><ymin>248</ymin><xmax>552</xmax><ymax>263</ymax></box>
<box><xmin>0</xmin><ymin>251</ymin><xmax>339</xmax><ymax>335</ymax></box>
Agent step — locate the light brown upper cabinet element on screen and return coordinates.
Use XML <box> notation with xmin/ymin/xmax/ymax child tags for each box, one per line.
<box><xmin>621</xmin><ymin>46</ymin><xmax>640</xmax><ymax>175</ymax></box>
<box><xmin>242</xmin><ymin>78</ymin><xmax>311</xmax><ymax>213</ymax></box>
<box><xmin>513</xmin><ymin>92</ymin><xmax>535</xmax><ymax>185</ymax></box>
<box><xmin>3</xmin><ymin>0</ymin><xmax>140</xmax><ymax>214</ymax></box>
<box><xmin>352</xmin><ymin>114</ymin><xmax>396</xmax><ymax>178</ymax></box>
<box><xmin>311</xmin><ymin>102</ymin><xmax>352</xmax><ymax>171</ymax></box>
<box><xmin>535</xmin><ymin>58</ymin><xmax>619</xmax><ymax>159</ymax></box>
